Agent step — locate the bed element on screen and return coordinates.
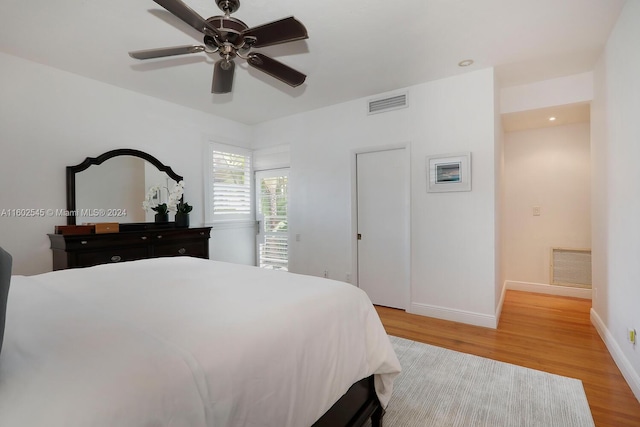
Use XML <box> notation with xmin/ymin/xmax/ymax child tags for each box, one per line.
<box><xmin>0</xmin><ymin>251</ymin><xmax>400</xmax><ymax>427</ymax></box>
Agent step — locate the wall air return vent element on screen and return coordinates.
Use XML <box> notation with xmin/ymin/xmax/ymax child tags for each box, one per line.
<box><xmin>550</xmin><ymin>248</ymin><xmax>592</xmax><ymax>288</ymax></box>
<box><xmin>367</xmin><ymin>92</ymin><xmax>408</xmax><ymax>115</ymax></box>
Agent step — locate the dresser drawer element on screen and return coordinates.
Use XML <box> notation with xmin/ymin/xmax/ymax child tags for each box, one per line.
<box><xmin>150</xmin><ymin>228</ymin><xmax>210</xmax><ymax>242</ymax></box>
<box><xmin>63</xmin><ymin>234</ymin><xmax>151</xmax><ymax>250</ymax></box>
<box><xmin>75</xmin><ymin>247</ymin><xmax>149</xmax><ymax>267</ymax></box>
<box><xmin>153</xmin><ymin>241</ymin><xmax>207</xmax><ymax>258</ymax></box>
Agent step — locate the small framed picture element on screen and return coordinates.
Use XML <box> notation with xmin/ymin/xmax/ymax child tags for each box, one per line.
<box><xmin>426</xmin><ymin>152</ymin><xmax>471</xmax><ymax>192</ymax></box>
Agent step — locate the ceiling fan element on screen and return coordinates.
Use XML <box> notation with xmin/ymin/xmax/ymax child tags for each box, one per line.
<box><xmin>129</xmin><ymin>0</ymin><xmax>308</xmax><ymax>94</ymax></box>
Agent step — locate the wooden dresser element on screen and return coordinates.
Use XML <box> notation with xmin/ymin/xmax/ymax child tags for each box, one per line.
<box><xmin>48</xmin><ymin>225</ymin><xmax>211</xmax><ymax>270</ymax></box>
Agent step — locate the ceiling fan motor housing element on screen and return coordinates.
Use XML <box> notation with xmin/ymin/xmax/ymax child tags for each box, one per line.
<box><xmin>207</xmin><ymin>16</ymin><xmax>248</xmax><ymax>47</ymax></box>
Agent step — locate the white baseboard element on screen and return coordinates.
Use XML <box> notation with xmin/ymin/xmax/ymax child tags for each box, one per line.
<box><xmin>506</xmin><ymin>280</ymin><xmax>592</xmax><ymax>299</ymax></box>
<box><xmin>590</xmin><ymin>309</ymin><xmax>640</xmax><ymax>403</ymax></box>
<box><xmin>409</xmin><ymin>302</ymin><xmax>498</xmax><ymax>329</ymax></box>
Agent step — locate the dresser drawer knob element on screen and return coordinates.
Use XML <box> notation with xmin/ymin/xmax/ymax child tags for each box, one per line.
<box><xmin>178</xmin><ymin>248</ymin><xmax>186</xmax><ymax>255</ymax></box>
<box><xmin>141</xmin><ymin>236</ymin><xmax>147</xmax><ymax>240</ymax></box>
<box><xmin>81</xmin><ymin>240</ymin><xmax>88</xmax><ymax>245</ymax></box>
<box><xmin>111</xmin><ymin>255</ymin><xmax>122</xmax><ymax>262</ymax></box>
<box><xmin>157</xmin><ymin>235</ymin><xmax>163</xmax><ymax>239</ymax></box>
<box><xmin>200</xmin><ymin>232</ymin><xmax>204</xmax><ymax>235</ymax></box>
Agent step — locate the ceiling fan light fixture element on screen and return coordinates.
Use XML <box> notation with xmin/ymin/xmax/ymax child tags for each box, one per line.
<box><xmin>220</xmin><ymin>58</ymin><xmax>232</xmax><ymax>70</ymax></box>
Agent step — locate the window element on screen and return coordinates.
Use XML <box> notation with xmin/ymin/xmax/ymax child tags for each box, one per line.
<box><xmin>209</xmin><ymin>143</ymin><xmax>252</xmax><ymax>220</ymax></box>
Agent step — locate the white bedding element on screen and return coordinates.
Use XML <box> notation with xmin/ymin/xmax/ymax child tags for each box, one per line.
<box><xmin>0</xmin><ymin>257</ymin><xmax>400</xmax><ymax>427</ymax></box>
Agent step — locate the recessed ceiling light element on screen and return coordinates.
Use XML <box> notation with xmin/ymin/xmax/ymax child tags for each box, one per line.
<box><xmin>458</xmin><ymin>59</ymin><xmax>474</xmax><ymax>67</ymax></box>
<box><xmin>549</xmin><ymin>117</ymin><xmax>556</xmax><ymax>121</ymax></box>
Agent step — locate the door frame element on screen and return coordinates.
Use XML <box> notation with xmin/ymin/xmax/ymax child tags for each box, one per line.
<box><xmin>350</xmin><ymin>143</ymin><xmax>411</xmax><ymax>309</ymax></box>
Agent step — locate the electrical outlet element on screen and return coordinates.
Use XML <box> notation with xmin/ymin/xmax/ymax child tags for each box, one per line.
<box><xmin>346</xmin><ymin>273</ymin><xmax>351</xmax><ymax>283</ymax></box>
<box><xmin>628</xmin><ymin>328</ymin><xmax>636</xmax><ymax>344</ymax></box>
<box><xmin>323</xmin><ymin>270</ymin><xmax>328</xmax><ymax>278</ymax></box>
<box><xmin>533</xmin><ymin>206</ymin><xmax>541</xmax><ymax>216</ymax></box>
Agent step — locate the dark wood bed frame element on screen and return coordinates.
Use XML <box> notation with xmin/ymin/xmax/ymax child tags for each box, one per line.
<box><xmin>312</xmin><ymin>375</ymin><xmax>383</xmax><ymax>427</ymax></box>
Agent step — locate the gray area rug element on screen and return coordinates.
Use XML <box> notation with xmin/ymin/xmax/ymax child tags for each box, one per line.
<box><xmin>371</xmin><ymin>336</ymin><xmax>595</xmax><ymax>427</ymax></box>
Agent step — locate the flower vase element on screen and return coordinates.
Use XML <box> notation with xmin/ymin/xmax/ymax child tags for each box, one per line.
<box><xmin>154</xmin><ymin>213</ymin><xmax>169</xmax><ymax>223</ymax></box>
<box><xmin>175</xmin><ymin>212</ymin><xmax>190</xmax><ymax>228</ymax></box>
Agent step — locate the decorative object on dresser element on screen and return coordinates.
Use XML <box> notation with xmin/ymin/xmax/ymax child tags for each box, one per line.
<box><xmin>175</xmin><ymin>201</ymin><xmax>193</xmax><ymax>228</ymax></box>
<box><xmin>54</xmin><ymin>225</ymin><xmax>96</xmax><ymax>235</ymax></box>
<box><xmin>151</xmin><ymin>203</ymin><xmax>170</xmax><ymax>223</ymax></box>
<box><xmin>92</xmin><ymin>222</ymin><xmax>119</xmax><ymax>233</ymax></box>
<box><xmin>48</xmin><ymin>225</ymin><xmax>211</xmax><ymax>271</ymax></box>
<box><xmin>144</xmin><ymin>180</ymin><xmax>185</xmax><ymax>223</ymax></box>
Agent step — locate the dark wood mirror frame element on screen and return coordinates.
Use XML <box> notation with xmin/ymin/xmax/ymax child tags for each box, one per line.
<box><xmin>66</xmin><ymin>149</ymin><xmax>183</xmax><ymax>225</ymax></box>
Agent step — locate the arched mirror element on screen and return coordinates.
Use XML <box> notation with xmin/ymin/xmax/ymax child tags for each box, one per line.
<box><xmin>66</xmin><ymin>149</ymin><xmax>183</xmax><ymax>225</ymax></box>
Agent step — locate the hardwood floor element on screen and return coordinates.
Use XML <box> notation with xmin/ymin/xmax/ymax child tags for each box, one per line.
<box><xmin>375</xmin><ymin>290</ymin><xmax>640</xmax><ymax>427</ymax></box>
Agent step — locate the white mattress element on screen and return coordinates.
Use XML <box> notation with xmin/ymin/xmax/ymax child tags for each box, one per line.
<box><xmin>0</xmin><ymin>257</ymin><xmax>400</xmax><ymax>427</ymax></box>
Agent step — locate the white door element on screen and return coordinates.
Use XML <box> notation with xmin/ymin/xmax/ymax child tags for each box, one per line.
<box><xmin>255</xmin><ymin>169</ymin><xmax>289</xmax><ymax>270</ymax></box>
<box><xmin>357</xmin><ymin>148</ymin><xmax>409</xmax><ymax>309</ymax></box>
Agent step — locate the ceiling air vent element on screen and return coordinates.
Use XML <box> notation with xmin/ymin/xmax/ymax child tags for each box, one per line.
<box><xmin>367</xmin><ymin>92</ymin><xmax>408</xmax><ymax>115</ymax></box>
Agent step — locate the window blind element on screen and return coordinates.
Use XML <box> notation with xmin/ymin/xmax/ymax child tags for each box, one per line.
<box><xmin>212</xmin><ymin>149</ymin><xmax>252</xmax><ymax>217</ymax></box>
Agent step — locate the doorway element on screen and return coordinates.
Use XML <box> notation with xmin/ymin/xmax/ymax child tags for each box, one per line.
<box><xmin>356</xmin><ymin>148</ymin><xmax>410</xmax><ymax>309</ymax></box>
<box><xmin>501</xmin><ymin>105</ymin><xmax>591</xmax><ymax>299</ymax></box>
<box><xmin>255</xmin><ymin>169</ymin><xmax>289</xmax><ymax>270</ymax></box>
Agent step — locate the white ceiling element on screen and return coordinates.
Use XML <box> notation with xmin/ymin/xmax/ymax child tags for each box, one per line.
<box><xmin>0</xmin><ymin>0</ymin><xmax>626</xmax><ymax>125</ymax></box>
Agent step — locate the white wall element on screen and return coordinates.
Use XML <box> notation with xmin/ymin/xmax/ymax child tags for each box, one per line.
<box><xmin>494</xmin><ymin>73</ymin><xmax>506</xmax><ymax>316</ymax></box>
<box><xmin>501</xmin><ymin>72</ymin><xmax>594</xmax><ymax>114</ymax></box>
<box><xmin>0</xmin><ymin>52</ymin><xmax>252</xmax><ymax>275</ymax></box>
<box><xmin>591</xmin><ymin>1</ymin><xmax>640</xmax><ymax>401</ymax></box>
<box><xmin>253</xmin><ymin>68</ymin><xmax>500</xmax><ymax>327</ymax></box>
<box><xmin>208</xmin><ymin>223</ymin><xmax>256</xmax><ymax>266</ymax></box>
<box><xmin>503</xmin><ymin>123</ymin><xmax>591</xmax><ymax>288</ymax></box>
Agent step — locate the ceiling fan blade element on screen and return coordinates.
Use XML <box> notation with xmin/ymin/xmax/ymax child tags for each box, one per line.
<box><xmin>129</xmin><ymin>45</ymin><xmax>204</xmax><ymax>60</ymax></box>
<box><xmin>242</xmin><ymin>17</ymin><xmax>308</xmax><ymax>48</ymax></box>
<box><xmin>247</xmin><ymin>53</ymin><xmax>306</xmax><ymax>87</ymax></box>
<box><xmin>153</xmin><ymin>0</ymin><xmax>216</xmax><ymax>34</ymax></box>
<box><xmin>212</xmin><ymin>59</ymin><xmax>235</xmax><ymax>94</ymax></box>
